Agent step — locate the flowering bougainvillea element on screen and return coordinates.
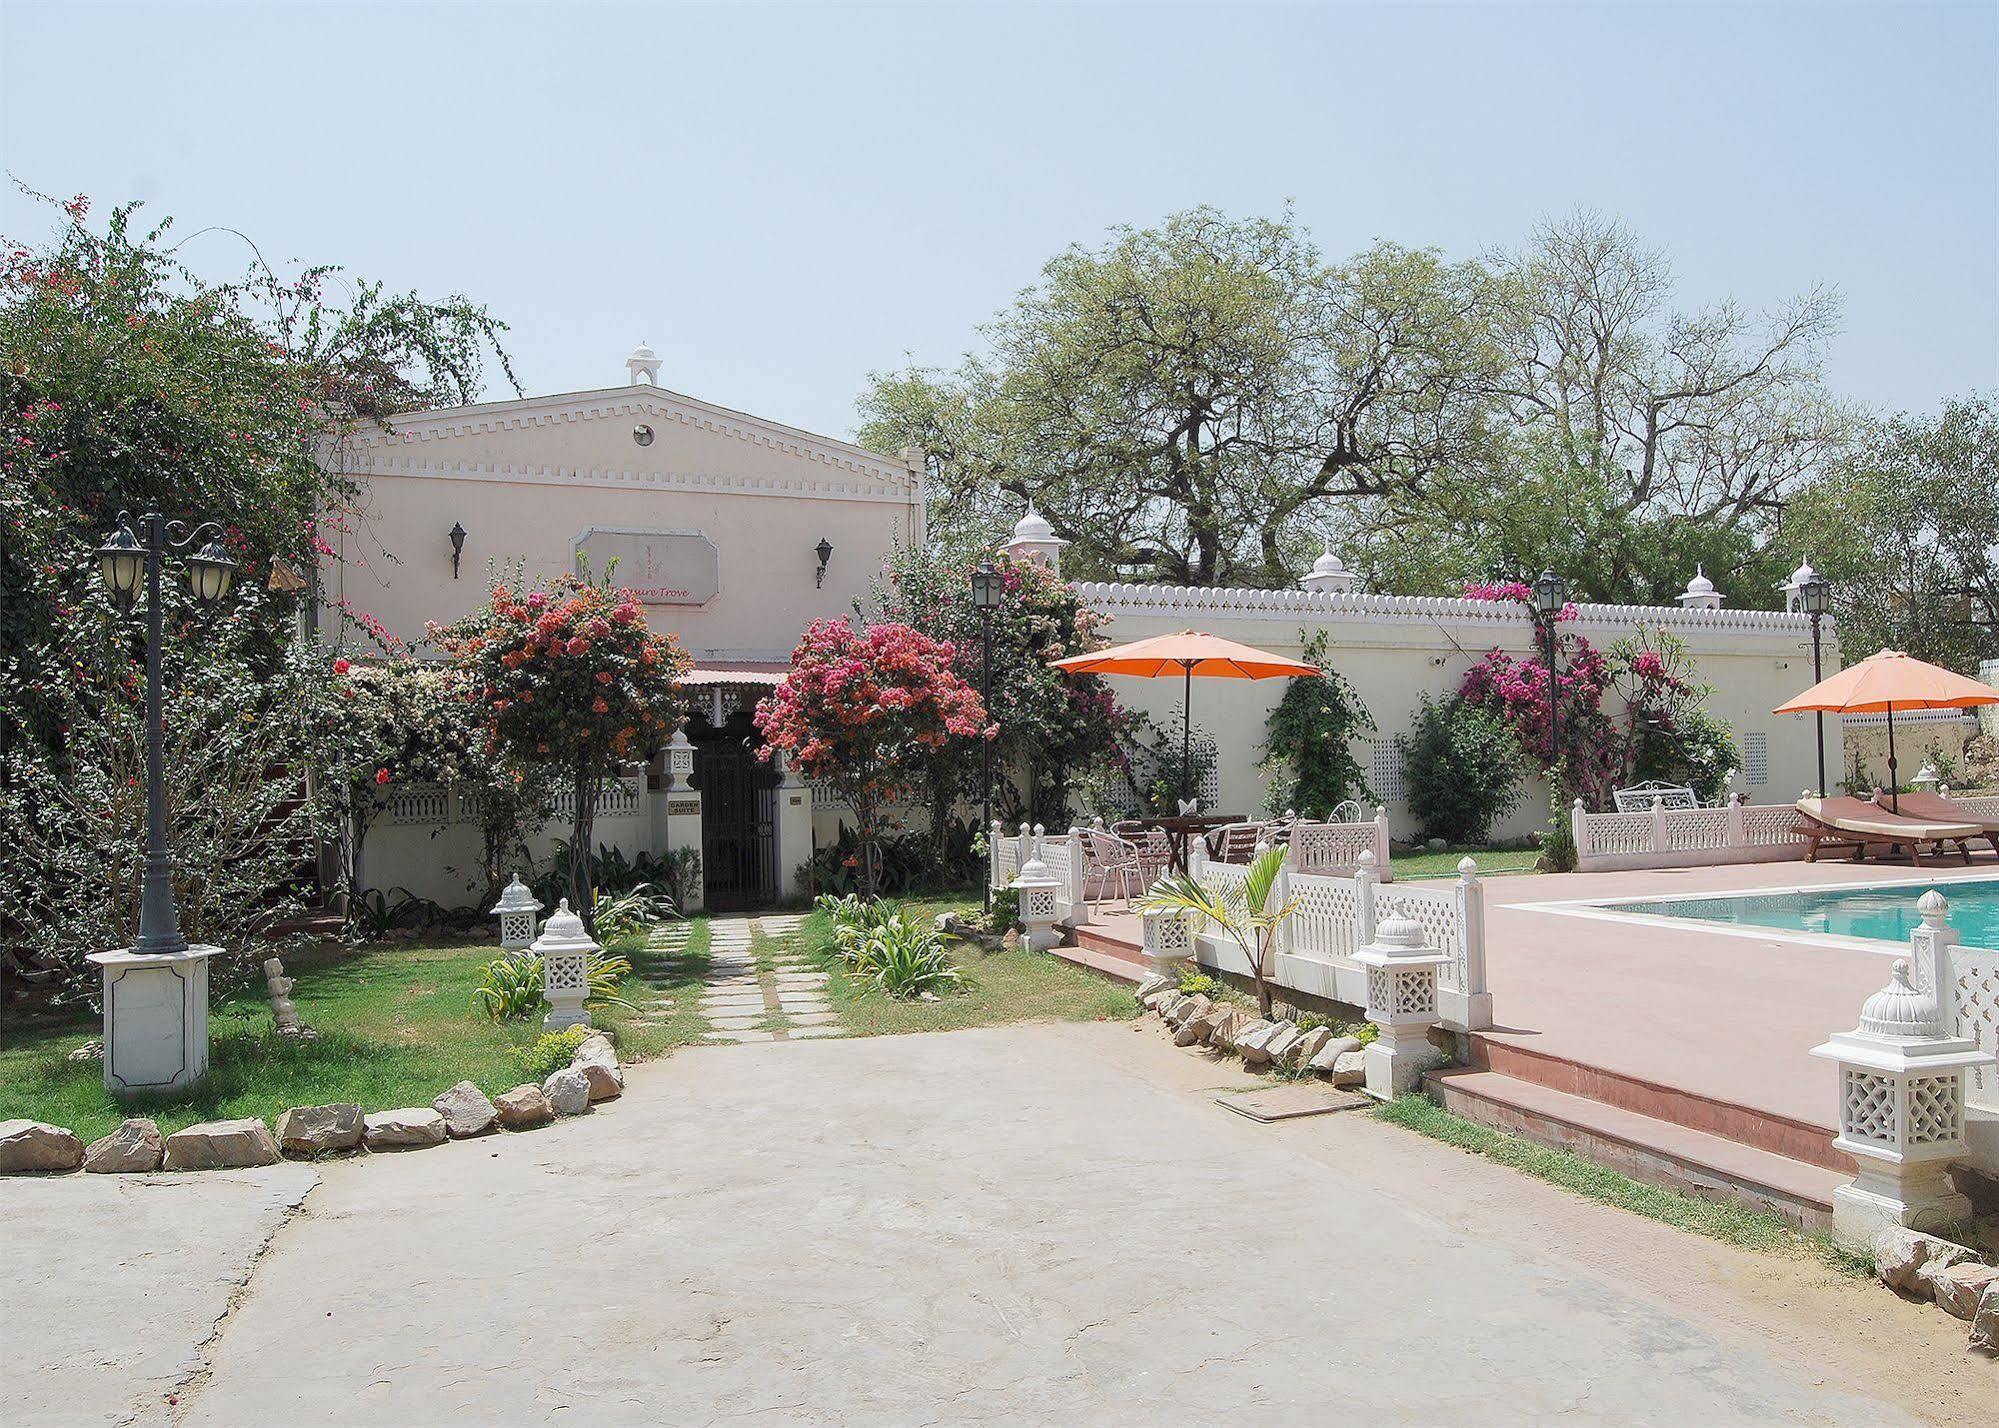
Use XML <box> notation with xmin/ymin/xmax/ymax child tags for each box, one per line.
<box><xmin>440</xmin><ymin>576</ymin><xmax>688</xmax><ymax>917</ymax></box>
<box><xmin>754</xmin><ymin>618</ymin><xmax>989</xmax><ymax>896</ymax></box>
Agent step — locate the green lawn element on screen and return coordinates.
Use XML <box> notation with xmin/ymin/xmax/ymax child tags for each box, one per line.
<box><xmin>0</xmin><ymin>919</ymin><xmax>713</xmax><ymax>1143</ymax></box>
<box><xmin>797</xmin><ymin>895</ymin><xmax>1138</xmax><ymax>1037</ymax></box>
<box><xmin>1393</xmin><ymin>845</ymin><xmax>1542</xmax><ymax>879</ymax></box>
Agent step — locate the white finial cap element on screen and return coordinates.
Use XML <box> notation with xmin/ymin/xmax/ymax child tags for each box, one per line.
<box><xmin>1856</xmin><ymin>960</ymin><xmax>1936</xmax><ymax>1038</ymax></box>
<box><xmin>532</xmin><ymin>898</ymin><xmax>600</xmax><ymax>955</ymax></box>
<box><xmin>491</xmin><ymin>873</ymin><xmax>543</xmax><ymax>915</ymax></box>
<box><xmin>628</xmin><ymin>341</ymin><xmax>661</xmax><ymax>386</ymax></box>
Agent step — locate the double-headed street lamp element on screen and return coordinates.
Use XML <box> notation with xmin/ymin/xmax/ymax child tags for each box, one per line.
<box><xmin>86</xmin><ymin>509</ymin><xmax>237</xmax><ymax>1094</ymax></box>
<box><xmin>1531</xmin><ymin>569</ymin><xmax>1569</xmax><ymax>787</ymax></box>
<box><xmin>1797</xmin><ymin>573</ymin><xmax>1833</xmax><ymax>797</ymax></box>
<box><xmin>970</xmin><ymin>562</ymin><xmax>1005</xmax><ymax>912</ymax></box>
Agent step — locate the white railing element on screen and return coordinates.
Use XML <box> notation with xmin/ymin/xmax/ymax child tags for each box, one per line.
<box><xmin>1191</xmin><ymin>851</ymin><xmax>1491</xmax><ymax>1032</ymax></box>
<box><xmin>990</xmin><ymin>823</ymin><xmax>1090</xmax><ymax>927</ymax></box>
<box><xmin>1954</xmin><ymin>944</ymin><xmax>1999</xmax><ymax>1114</ymax></box>
<box><xmin>548</xmin><ymin>774</ymin><xmax>646</xmax><ymax>822</ymax></box>
<box><xmin>1288</xmin><ymin>809</ymin><xmax>1395</xmax><ymax>881</ymax></box>
<box><xmin>388</xmin><ymin>774</ymin><xmax>645</xmax><ymax>830</ymax></box>
<box><xmin>1572</xmin><ymin>794</ymin><xmax>1806</xmax><ymax>872</ymax></box>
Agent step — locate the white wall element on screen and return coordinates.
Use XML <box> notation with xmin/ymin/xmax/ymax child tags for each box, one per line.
<box><xmin>1071</xmin><ymin>582</ymin><xmax>1843</xmax><ymax>842</ymax></box>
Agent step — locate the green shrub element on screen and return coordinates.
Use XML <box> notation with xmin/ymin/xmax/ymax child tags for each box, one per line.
<box><xmin>473</xmin><ymin>950</ymin><xmax>637</xmax><ymax>1022</ymax></box>
<box><xmin>987</xmin><ymin>886</ymin><xmax>1020</xmax><ymax>935</ymax></box>
<box><xmin>1177</xmin><ymin>970</ymin><xmax>1221</xmax><ymax>998</ymax></box>
<box><xmin>818</xmin><ymin>893</ymin><xmax>965</xmax><ymax>999</ymax></box>
<box><xmin>1400</xmin><ymin>695</ymin><xmax>1525</xmax><ymax>843</ymax></box>
<box><xmin>512</xmin><ymin>1026</ymin><xmax>591</xmax><ymax>1081</ymax></box>
<box><xmin>591</xmin><ymin>882</ymin><xmax>675</xmax><ymax>943</ymax></box>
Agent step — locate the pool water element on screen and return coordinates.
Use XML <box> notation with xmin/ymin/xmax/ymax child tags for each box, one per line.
<box><xmin>1612</xmin><ymin>877</ymin><xmax>1999</xmax><ymax>950</ymax></box>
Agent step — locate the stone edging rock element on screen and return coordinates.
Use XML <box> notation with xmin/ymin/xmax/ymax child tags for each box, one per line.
<box><xmin>1872</xmin><ymin>1227</ymin><xmax>1999</xmax><ymax>1354</ymax></box>
<box><xmin>1133</xmin><ymin>974</ymin><xmax>1365</xmax><ymax>1085</ymax></box>
<box><xmin>0</xmin><ymin>1029</ymin><xmax>629</xmax><ymax>1179</ymax></box>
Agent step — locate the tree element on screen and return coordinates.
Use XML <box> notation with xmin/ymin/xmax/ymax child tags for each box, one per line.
<box><xmin>858</xmin><ymin>208</ymin><xmax>1505</xmax><ymax>587</ymax></box>
<box><xmin>754</xmin><ymin>619</ymin><xmax>989</xmax><ymax>897</ymax></box>
<box><xmin>1257</xmin><ymin>629</ymin><xmax>1375</xmax><ymax>817</ymax></box>
<box><xmin>443</xmin><ymin>577</ymin><xmax>688</xmax><ymax>923</ymax></box>
<box><xmin>867</xmin><ymin>545</ymin><xmax>1125</xmax><ymax>837</ymax></box>
<box><xmin>1136</xmin><ymin>844</ymin><xmax>1297</xmax><ymax>1017</ymax></box>
<box><xmin>1784</xmin><ymin>394</ymin><xmax>1999</xmax><ymax>671</ymax></box>
<box><xmin>1399</xmin><ymin>695</ymin><xmax>1525</xmax><ymax>844</ymax></box>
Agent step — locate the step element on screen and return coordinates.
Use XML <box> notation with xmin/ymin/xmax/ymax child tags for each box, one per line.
<box><xmin>1467</xmin><ymin>1034</ymin><xmax>1847</xmax><ymax>1173</ymax></box>
<box><xmin>1062</xmin><ymin>930</ymin><xmax>1149</xmax><ymax>983</ymax></box>
<box><xmin>1428</xmin><ymin>1067</ymin><xmax>1846</xmax><ymax>1232</ymax></box>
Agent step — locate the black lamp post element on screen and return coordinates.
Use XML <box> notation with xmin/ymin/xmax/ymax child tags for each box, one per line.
<box><xmin>1798</xmin><ymin>574</ymin><xmax>1832</xmax><ymax>796</ymax></box>
<box><xmin>93</xmin><ymin>510</ymin><xmax>237</xmax><ymax>955</ymax></box>
<box><xmin>970</xmin><ymin>562</ymin><xmax>1004</xmax><ymax>911</ymax></box>
<box><xmin>1531</xmin><ymin>569</ymin><xmax>1569</xmax><ymax>794</ymax></box>
<box><xmin>448</xmin><ymin>521</ymin><xmax>467</xmax><ymax>579</ymax></box>
<box><xmin>814</xmin><ymin>537</ymin><xmax>834</xmax><ymax>589</ymax></box>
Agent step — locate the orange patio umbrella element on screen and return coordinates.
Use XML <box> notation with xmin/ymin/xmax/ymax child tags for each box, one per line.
<box><xmin>1051</xmin><ymin>631</ymin><xmax>1319</xmax><ymax>808</ymax></box>
<box><xmin>1773</xmin><ymin>649</ymin><xmax>1999</xmax><ymax>811</ymax></box>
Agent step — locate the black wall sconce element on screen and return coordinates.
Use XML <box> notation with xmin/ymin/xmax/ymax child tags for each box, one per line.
<box><xmin>814</xmin><ymin>537</ymin><xmax>833</xmax><ymax>588</ymax></box>
<box><xmin>448</xmin><ymin>521</ymin><xmax>467</xmax><ymax>580</ymax></box>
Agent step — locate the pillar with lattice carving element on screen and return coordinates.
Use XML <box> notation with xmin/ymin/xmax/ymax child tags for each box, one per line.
<box><xmin>491</xmin><ymin>874</ymin><xmax>544</xmax><ymax>952</ymax></box>
<box><xmin>1811</xmin><ymin>891</ymin><xmax>1994</xmax><ymax>1247</ymax></box>
<box><xmin>1010</xmin><ymin>825</ymin><xmax>1063</xmax><ymax>952</ymax></box>
<box><xmin>1356</xmin><ymin>903</ymin><xmax>1452</xmax><ymax>1099</ymax></box>
<box><xmin>532</xmin><ymin>898</ymin><xmax>600</xmax><ymax>1031</ymax></box>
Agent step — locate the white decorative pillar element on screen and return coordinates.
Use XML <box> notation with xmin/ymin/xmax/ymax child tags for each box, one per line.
<box><xmin>1140</xmin><ymin>903</ymin><xmax>1194</xmax><ymax>983</ymax></box>
<box><xmin>1354</xmin><ymin>848</ymin><xmax>1380</xmax><ymax>944</ymax></box>
<box><xmin>1062</xmin><ymin>825</ymin><xmax>1091</xmax><ymax>929</ymax></box>
<box><xmin>1011</xmin><ymin>826</ymin><xmax>1063</xmax><ymax>952</ymax></box>
<box><xmin>658</xmin><ymin>728</ymin><xmax>704</xmax><ymax>913</ymax></box>
<box><xmin>1453</xmin><ymin>856</ymin><xmax>1494</xmax><ymax>1031</ymax></box>
<box><xmin>1811</xmin><ymin>892</ymin><xmax>1994</xmax><ymax>1247</ymax></box>
<box><xmin>1571</xmin><ymin>798</ymin><xmax>1591</xmax><ymax>864</ymax></box>
<box><xmin>772</xmin><ymin>748</ymin><xmax>814</xmax><ymax>900</ymax></box>
<box><xmin>989</xmin><ymin>819</ymin><xmax>1007</xmax><ymax>893</ymax></box>
<box><xmin>532</xmin><ymin>899</ymin><xmax>599</xmax><ymax>1031</ymax></box>
<box><xmin>1357</xmin><ymin>905</ymin><xmax>1452</xmax><ymax>1100</ymax></box>
<box><xmin>87</xmin><ymin>945</ymin><xmax>221</xmax><ymax>1094</ymax></box>
<box><xmin>491</xmin><ymin>874</ymin><xmax>543</xmax><ymax>952</ymax></box>
<box><xmin>1726</xmin><ymin>792</ymin><xmax>1747</xmax><ymax>848</ymax></box>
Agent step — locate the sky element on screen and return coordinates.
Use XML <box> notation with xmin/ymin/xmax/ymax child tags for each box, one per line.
<box><xmin>3</xmin><ymin>1</ymin><xmax>1995</xmax><ymax>443</ymax></box>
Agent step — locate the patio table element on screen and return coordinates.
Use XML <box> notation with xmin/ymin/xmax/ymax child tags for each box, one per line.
<box><xmin>1127</xmin><ymin>813</ymin><xmax>1243</xmax><ymax>877</ymax></box>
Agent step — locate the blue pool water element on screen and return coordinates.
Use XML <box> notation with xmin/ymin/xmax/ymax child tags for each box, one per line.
<box><xmin>1611</xmin><ymin>877</ymin><xmax>1999</xmax><ymax>950</ymax></box>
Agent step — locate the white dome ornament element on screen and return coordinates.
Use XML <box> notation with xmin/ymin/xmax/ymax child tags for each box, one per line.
<box><xmin>1300</xmin><ymin>541</ymin><xmax>1360</xmax><ymax>595</ymax></box>
<box><xmin>531</xmin><ymin>898</ymin><xmax>602</xmax><ymax>1031</ymax></box>
<box><xmin>1676</xmin><ymin>564</ymin><xmax>1724</xmax><ymax>611</ymax></box>
<box><xmin>627</xmin><ymin>341</ymin><xmax>661</xmax><ymax>386</ymax></box>
<box><xmin>491</xmin><ymin>873</ymin><xmax>544</xmax><ymax>952</ymax></box>
<box><xmin>1780</xmin><ymin>557</ymin><xmax>1820</xmax><ymax>613</ymax></box>
<box><xmin>999</xmin><ymin>497</ymin><xmax>1068</xmax><ymax>574</ymax></box>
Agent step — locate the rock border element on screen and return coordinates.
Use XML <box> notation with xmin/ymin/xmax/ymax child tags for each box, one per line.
<box><xmin>1</xmin><ymin>1028</ymin><xmax>628</xmax><ymax>1179</ymax></box>
<box><xmin>1871</xmin><ymin>1227</ymin><xmax>1999</xmax><ymax>1354</ymax></box>
<box><xmin>1133</xmin><ymin>974</ymin><xmax>1366</xmax><ymax>1086</ymax></box>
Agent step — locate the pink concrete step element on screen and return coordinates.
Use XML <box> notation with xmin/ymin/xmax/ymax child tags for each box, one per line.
<box><xmin>1466</xmin><ymin>1034</ymin><xmax>1849</xmax><ymax>1173</ymax></box>
<box><xmin>1428</xmin><ymin>1067</ymin><xmax>1846</xmax><ymax>1231</ymax></box>
<box><xmin>1061</xmin><ymin>929</ymin><xmax>1149</xmax><ymax>983</ymax></box>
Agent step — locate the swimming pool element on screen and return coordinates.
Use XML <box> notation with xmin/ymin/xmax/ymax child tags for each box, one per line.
<box><xmin>1607</xmin><ymin>877</ymin><xmax>1999</xmax><ymax>951</ymax></box>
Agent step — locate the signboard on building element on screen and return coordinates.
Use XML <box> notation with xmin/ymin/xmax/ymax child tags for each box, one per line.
<box><xmin>573</xmin><ymin>527</ymin><xmax>719</xmax><ymax>606</ymax></box>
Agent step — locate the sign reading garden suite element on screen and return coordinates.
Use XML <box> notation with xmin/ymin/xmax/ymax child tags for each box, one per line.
<box><xmin>573</xmin><ymin>527</ymin><xmax>720</xmax><ymax>606</ymax></box>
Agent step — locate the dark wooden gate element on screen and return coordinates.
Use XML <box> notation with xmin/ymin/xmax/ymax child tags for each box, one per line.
<box><xmin>693</xmin><ymin>717</ymin><xmax>779</xmax><ymax>911</ymax></box>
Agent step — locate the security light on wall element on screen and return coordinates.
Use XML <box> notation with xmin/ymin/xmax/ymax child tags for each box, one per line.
<box><xmin>814</xmin><ymin>537</ymin><xmax>833</xmax><ymax>588</ymax></box>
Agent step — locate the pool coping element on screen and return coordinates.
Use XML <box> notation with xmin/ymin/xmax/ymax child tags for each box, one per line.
<box><xmin>1511</xmin><ymin>866</ymin><xmax>1999</xmax><ymax>959</ymax></box>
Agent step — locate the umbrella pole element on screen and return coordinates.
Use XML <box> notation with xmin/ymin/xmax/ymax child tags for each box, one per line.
<box><xmin>1181</xmin><ymin>662</ymin><xmax>1192</xmax><ymax>810</ymax></box>
<box><xmin>1886</xmin><ymin>702</ymin><xmax>1899</xmax><ymax>814</ymax></box>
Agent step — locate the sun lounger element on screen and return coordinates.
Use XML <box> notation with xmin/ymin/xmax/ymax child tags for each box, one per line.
<box><xmin>1889</xmin><ymin>789</ymin><xmax>1999</xmax><ymax>836</ymax></box>
<box><xmin>1790</xmin><ymin>795</ymin><xmax>1989</xmax><ymax>867</ymax></box>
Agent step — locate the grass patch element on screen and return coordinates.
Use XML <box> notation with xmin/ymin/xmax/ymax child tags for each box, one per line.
<box><xmin>0</xmin><ymin>917</ymin><xmax>714</xmax><ymax>1142</ymax></box>
<box><xmin>1373</xmin><ymin>1094</ymin><xmax>1872</xmax><ymax>1276</ymax></box>
<box><xmin>1393</xmin><ymin>845</ymin><xmax>1542</xmax><ymax>879</ymax></box>
<box><xmin>798</xmin><ymin>895</ymin><xmax>1138</xmax><ymax>1037</ymax></box>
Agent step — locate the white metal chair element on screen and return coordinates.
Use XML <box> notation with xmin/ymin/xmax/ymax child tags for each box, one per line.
<box><xmin>1330</xmin><ymin>798</ymin><xmax>1368</xmax><ymax>825</ymax></box>
<box><xmin>1078</xmin><ymin>827</ymin><xmax>1147</xmax><ymax>907</ymax></box>
<box><xmin>1612</xmin><ymin>781</ymin><xmax>1699</xmax><ymax>812</ymax></box>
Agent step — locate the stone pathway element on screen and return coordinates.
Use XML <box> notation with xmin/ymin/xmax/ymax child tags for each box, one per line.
<box><xmin>627</xmin><ymin>918</ymin><xmax>698</xmax><ymax>1027</ymax></box>
<box><xmin>693</xmin><ymin>912</ymin><xmax>843</xmax><ymax>1044</ymax></box>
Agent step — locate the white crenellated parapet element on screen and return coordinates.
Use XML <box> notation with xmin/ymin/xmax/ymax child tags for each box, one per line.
<box><xmin>1357</xmin><ymin>903</ymin><xmax>1453</xmax><ymax>1100</ymax></box>
<box><xmin>1811</xmin><ymin>891</ymin><xmax>1996</xmax><ymax>1247</ymax></box>
<box><xmin>1011</xmin><ymin>825</ymin><xmax>1063</xmax><ymax>951</ymax></box>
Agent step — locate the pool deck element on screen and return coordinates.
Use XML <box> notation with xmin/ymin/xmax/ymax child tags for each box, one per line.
<box><xmin>1068</xmin><ymin>855</ymin><xmax>1999</xmax><ymax>1217</ymax></box>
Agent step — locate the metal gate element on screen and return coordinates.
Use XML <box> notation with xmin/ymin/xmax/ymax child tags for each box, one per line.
<box><xmin>694</xmin><ymin>720</ymin><xmax>779</xmax><ymax>912</ymax></box>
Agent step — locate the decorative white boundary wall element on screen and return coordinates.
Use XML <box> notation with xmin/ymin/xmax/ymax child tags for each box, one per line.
<box><xmin>1572</xmin><ymin>794</ymin><xmax>1806</xmax><ymax>872</ymax></box>
<box><xmin>1191</xmin><ymin>854</ymin><xmax>1492</xmax><ymax>1033</ymax></box>
<box><xmin>1944</xmin><ymin>942</ymin><xmax>1999</xmax><ymax>1120</ymax></box>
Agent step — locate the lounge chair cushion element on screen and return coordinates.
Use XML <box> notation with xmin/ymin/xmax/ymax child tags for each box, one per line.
<box><xmin>1890</xmin><ymin>790</ymin><xmax>1999</xmax><ymax>833</ymax></box>
<box><xmin>1795</xmin><ymin>796</ymin><xmax>1980</xmax><ymax>841</ymax></box>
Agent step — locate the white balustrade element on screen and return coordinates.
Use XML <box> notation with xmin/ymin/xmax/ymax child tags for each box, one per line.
<box><xmin>1572</xmin><ymin>793</ymin><xmax>1808</xmax><ymax>871</ymax></box>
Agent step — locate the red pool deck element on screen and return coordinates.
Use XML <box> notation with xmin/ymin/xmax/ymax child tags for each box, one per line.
<box><xmin>1065</xmin><ymin>858</ymin><xmax>1999</xmax><ymax>1210</ymax></box>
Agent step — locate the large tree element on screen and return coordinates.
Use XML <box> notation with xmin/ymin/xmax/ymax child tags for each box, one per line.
<box><xmin>858</xmin><ymin>208</ymin><xmax>1505</xmax><ymax>587</ymax></box>
<box><xmin>1784</xmin><ymin>394</ymin><xmax>1999</xmax><ymax>670</ymax></box>
<box><xmin>859</xmin><ymin>207</ymin><xmax>1848</xmax><ymax>605</ymax></box>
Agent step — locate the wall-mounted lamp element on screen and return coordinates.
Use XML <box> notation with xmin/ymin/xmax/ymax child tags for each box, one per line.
<box><xmin>814</xmin><ymin>537</ymin><xmax>833</xmax><ymax>589</ymax></box>
<box><xmin>449</xmin><ymin>521</ymin><xmax>467</xmax><ymax>580</ymax></box>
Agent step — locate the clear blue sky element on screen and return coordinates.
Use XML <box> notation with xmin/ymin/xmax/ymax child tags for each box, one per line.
<box><xmin>4</xmin><ymin>2</ymin><xmax>1994</xmax><ymax>441</ymax></box>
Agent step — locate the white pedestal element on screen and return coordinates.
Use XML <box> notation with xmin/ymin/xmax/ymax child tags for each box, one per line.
<box><xmin>86</xmin><ymin>946</ymin><xmax>221</xmax><ymax>1095</ymax></box>
<box><xmin>1364</xmin><ymin>1023</ymin><xmax>1444</xmax><ymax>1102</ymax></box>
<box><xmin>1831</xmin><ymin>1157</ymin><xmax>1974</xmax><ymax>1248</ymax></box>
<box><xmin>542</xmin><ymin>950</ymin><xmax>591</xmax><ymax>1031</ymax></box>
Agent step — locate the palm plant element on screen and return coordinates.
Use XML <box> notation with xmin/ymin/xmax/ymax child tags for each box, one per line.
<box><xmin>1135</xmin><ymin>843</ymin><xmax>1297</xmax><ymax>1017</ymax></box>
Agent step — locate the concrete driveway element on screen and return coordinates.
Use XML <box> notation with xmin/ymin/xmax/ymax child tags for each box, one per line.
<box><xmin>11</xmin><ymin>1022</ymin><xmax>1988</xmax><ymax>1425</ymax></box>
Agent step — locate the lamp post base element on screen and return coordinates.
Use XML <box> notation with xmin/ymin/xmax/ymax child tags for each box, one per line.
<box><xmin>86</xmin><ymin>945</ymin><xmax>222</xmax><ymax>1095</ymax></box>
